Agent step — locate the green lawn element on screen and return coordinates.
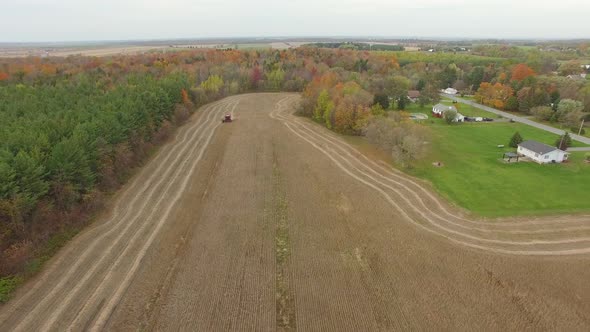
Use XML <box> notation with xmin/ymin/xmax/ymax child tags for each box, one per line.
<box><xmin>404</xmin><ymin>98</ymin><xmax>500</xmax><ymax>118</ymax></box>
<box><xmin>522</xmin><ymin>118</ymin><xmax>590</xmax><ymax>138</ymax></box>
<box><xmin>405</xmin><ymin>99</ymin><xmax>589</xmax><ymax>145</ymax></box>
<box><xmin>407</xmin><ymin>122</ymin><xmax>590</xmax><ymax>217</ymax></box>
<box><xmin>453</xmin><ymin>96</ymin><xmax>590</xmax><ymax>138</ymax></box>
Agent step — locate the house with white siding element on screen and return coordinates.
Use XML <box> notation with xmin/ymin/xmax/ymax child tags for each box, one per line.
<box><xmin>517</xmin><ymin>140</ymin><xmax>569</xmax><ymax>164</ymax></box>
<box><xmin>442</xmin><ymin>88</ymin><xmax>458</xmax><ymax>95</ymax></box>
<box><xmin>432</xmin><ymin>103</ymin><xmax>464</xmax><ymax>122</ymax></box>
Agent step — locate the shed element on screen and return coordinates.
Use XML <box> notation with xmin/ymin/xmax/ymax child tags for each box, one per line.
<box><xmin>408</xmin><ymin>90</ymin><xmax>421</xmax><ymax>101</ymax></box>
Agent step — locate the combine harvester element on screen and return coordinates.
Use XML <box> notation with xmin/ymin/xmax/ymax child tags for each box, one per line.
<box><xmin>222</xmin><ymin>114</ymin><xmax>232</xmax><ymax>123</ymax></box>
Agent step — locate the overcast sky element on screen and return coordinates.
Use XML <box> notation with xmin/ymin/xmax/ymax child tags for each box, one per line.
<box><xmin>2</xmin><ymin>0</ymin><xmax>589</xmax><ymax>42</ymax></box>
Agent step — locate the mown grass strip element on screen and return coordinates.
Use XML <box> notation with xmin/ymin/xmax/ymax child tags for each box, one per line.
<box><xmin>272</xmin><ymin>150</ymin><xmax>296</xmax><ymax>330</ymax></box>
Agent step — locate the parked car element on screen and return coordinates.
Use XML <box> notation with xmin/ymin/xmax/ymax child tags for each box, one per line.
<box><xmin>482</xmin><ymin>117</ymin><xmax>493</xmax><ymax>122</ymax></box>
<box><xmin>475</xmin><ymin>117</ymin><xmax>483</xmax><ymax>122</ymax></box>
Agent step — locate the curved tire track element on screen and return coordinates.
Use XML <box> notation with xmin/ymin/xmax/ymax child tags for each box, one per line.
<box><xmin>269</xmin><ymin>96</ymin><xmax>590</xmax><ymax>256</ymax></box>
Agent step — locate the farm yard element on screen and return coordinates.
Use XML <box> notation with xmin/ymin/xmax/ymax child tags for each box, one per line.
<box><xmin>405</xmin><ymin>97</ymin><xmax>503</xmax><ymax>119</ymax></box>
<box><xmin>2</xmin><ymin>94</ymin><xmax>590</xmax><ymax>331</ymax></box>
<box><xmin>396</xmin><ymin>97</ymin><xmax>590</xmax><ymax>216</ymax></box>
<box><xmin>408</xmin><ymin>121</ymin><xmax>590</xmax><ymax>217</ymax></box>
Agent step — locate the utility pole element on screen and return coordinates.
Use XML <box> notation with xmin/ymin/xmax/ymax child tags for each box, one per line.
<box><xmin>578</xmin><ymin>118</ymin><xmax>585</xmax><ymax>136</ymax></box>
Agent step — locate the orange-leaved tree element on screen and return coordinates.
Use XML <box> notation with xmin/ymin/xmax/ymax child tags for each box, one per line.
<box><xmin>475</xmin><ymin>82</ymin><xmax>514</xmax><ymax>109</ymax></box>
<box><xmin>511</xmin><ymin>63</ymin><xmax>536</xmax><ymax>81</ymax></box>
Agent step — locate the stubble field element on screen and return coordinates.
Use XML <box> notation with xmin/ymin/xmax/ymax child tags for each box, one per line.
<box><xmin>0</xmin><ymin>93</ymin><xmax>589</xmax><ymax>331</ymax></box>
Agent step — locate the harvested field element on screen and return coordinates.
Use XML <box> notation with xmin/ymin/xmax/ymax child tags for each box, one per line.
<box><xmin>0</xmin><ymin>45</ymin><xmax>171</xmax><ymax>58</ymax></box>
<box><xmin>0</xmin><ymin>93</ymin><xmax>589</xmax><ymax>331</ymax></box>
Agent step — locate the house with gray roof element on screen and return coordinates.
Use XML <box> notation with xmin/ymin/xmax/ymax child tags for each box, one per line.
<box><xmin>432</xmin><ymin>103</ymin><xmax>464</xmax><ymax>122</ymax></box>
<box><xmin>517</xmin><ymin>140</ymin><xmax>569</xmax><ymax>164</ymax></box>
<box><xmin>432</xmin><ymin>104</ymin><xmax>456</xmax><ymax>116</ymax></box>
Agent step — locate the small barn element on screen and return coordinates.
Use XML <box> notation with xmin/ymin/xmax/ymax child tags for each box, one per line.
<box><xmin>517</xmin><ymin>140</ymin><xmax>569</xmax><ymax>164</ymax></box>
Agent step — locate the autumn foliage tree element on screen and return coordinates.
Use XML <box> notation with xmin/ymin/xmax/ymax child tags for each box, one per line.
<box><xmin>250</xmin><ymin>66</ymin><xmax>262</xmax><ymax>89</ymax></box>
<box><xmin>475</xmin><ymin>82</ymin><xmax>514</xmax><ymax>109</ymax></box>
<box><xmin>511</xmin><ymin>64</ymin><xmax>536</xmax><ymax>81</ymax></box>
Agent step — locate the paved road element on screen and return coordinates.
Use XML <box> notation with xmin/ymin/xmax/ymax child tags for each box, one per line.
<box><xmin>443</xmin><ymin>94</ymin><xmax>590</xmax><ymax>146</ymax></box>
<box><xmin>566</xmin><ymin>147</ymin><xmax>590</xmax><ymax>152</ymax></box>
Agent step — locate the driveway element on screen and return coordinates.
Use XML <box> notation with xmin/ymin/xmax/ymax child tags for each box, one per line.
<box><xmin>566</xmin><ymin>147</ymin><xmax>590</xmax><ymax>152</ymax></box>
<box><xmin>442</xmin><ymin>94</ymin><xmax>590</xmax><ymax>146</ymax></box>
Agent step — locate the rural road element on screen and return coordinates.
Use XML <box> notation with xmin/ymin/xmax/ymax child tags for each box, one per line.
<box><xmin>0</xmin><ymin>93</ymin><xmax>589</xmax><ymax>331</ymax></box>
<box><xmin>567</xmin><ymin>147</ymin><xmax>590</xmax><ymax>152</ymax></box>
<box><xmin>443</xmin><ymin>94</ymin><xmax>590</xmax><ymax>146</ymax></box>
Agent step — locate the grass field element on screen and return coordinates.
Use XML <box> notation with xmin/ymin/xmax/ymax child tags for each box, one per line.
<box><xmin>455</xmin><ymin>95</ymin><xmax>590</xmax><ymax>138</ymax></box>
<box><xmin>378</xmin><ymin>51</ymin><xmax>507</xmax><ymax>66</ymax></box>
<box><xmin>408</xmin><ymin>121</ymin><xmax>590</xmax><ymax>217</ymax></box>
<box><xmin>522</xmin><ymin>117</ymin><xmax>590</xmax><ymax>138</ymax></box>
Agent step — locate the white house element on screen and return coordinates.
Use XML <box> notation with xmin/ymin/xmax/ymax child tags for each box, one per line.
<box><xmin>517</xmin><ymin>140</ymin><xmax>569</xmax><ymax>164</ymax></box>
<box><xmin>442</xmin><ymin>87</ymin><xmax>458</xmax><ymax>95</ymax></box>
<box><xmin>432</xmin><ymin>104</ymin><xmax>464</xmax><ymax>122</ymax></box>
<box><xmin>432</xmin><ymin>104</ymin><xmax>456</xmax><ymax>117</ymax></box>
<box><xmin>567</xmin><ymin>74</ymin><xmax>586</xmax><ymax>80</ymax></box>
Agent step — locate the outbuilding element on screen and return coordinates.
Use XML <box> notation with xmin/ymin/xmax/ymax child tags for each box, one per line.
<box><xmin>442</xmin><ymin>88</ymin><xmax>458</xmax><ymax>95</ymax></box>
<box><xmin>517</xmin><ymin>140</ymin><xmax>569</xmax><ymax>164</ymax></box>
<box><xmin>408</xmin><ymin>90</ymin><xmax>421</xmax><ymax>102</ymax></box>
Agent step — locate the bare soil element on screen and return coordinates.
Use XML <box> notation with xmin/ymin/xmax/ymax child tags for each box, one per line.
<box><xmin>0</xmin><ymin>93</ymin><xmax>589</xmax><ymax>331</ymax></box>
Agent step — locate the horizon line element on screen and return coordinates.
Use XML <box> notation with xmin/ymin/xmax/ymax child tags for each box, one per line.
<box><xmin>1</xmin><ymin>35</ymin><xmax>590</xmax><ymax>46</ymax></box>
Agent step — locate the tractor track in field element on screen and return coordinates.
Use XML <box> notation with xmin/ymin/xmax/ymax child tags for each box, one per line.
<box><xmin>1</xmin><ymin>93</ymin><xmax>589</xmax><ymax>331</ymax></box>
<box><xmin>0</xmin><ymin>96</ymin><xmax>241</xmax><ymax>331</ymax></box>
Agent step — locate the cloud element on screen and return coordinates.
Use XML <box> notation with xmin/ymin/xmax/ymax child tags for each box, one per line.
<box><xmin>1</xmin><ymin>0</ymin><xmax>589</xmax><ymax>42</ymax></box>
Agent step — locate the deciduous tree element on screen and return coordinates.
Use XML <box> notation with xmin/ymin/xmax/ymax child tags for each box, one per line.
<box><xmin>511</xmin><ymin>64</ymin><xmax>536</xmax><ymax>81</ymax></box>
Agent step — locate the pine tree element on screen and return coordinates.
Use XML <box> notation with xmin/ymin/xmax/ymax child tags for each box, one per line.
<box><xmin>416</xmin><ymin>79</ymin><xmax>426</xmax><ymax>91</ymax></box>
<box><xmin>509</xmin><ymin>132</ymin><xmax>523</xmax><ymax>148</ymax></box>
<box><xmin>555</xmin><ymin>132</ymin><xmax>572</xmax><ymax>150</ymax></box>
